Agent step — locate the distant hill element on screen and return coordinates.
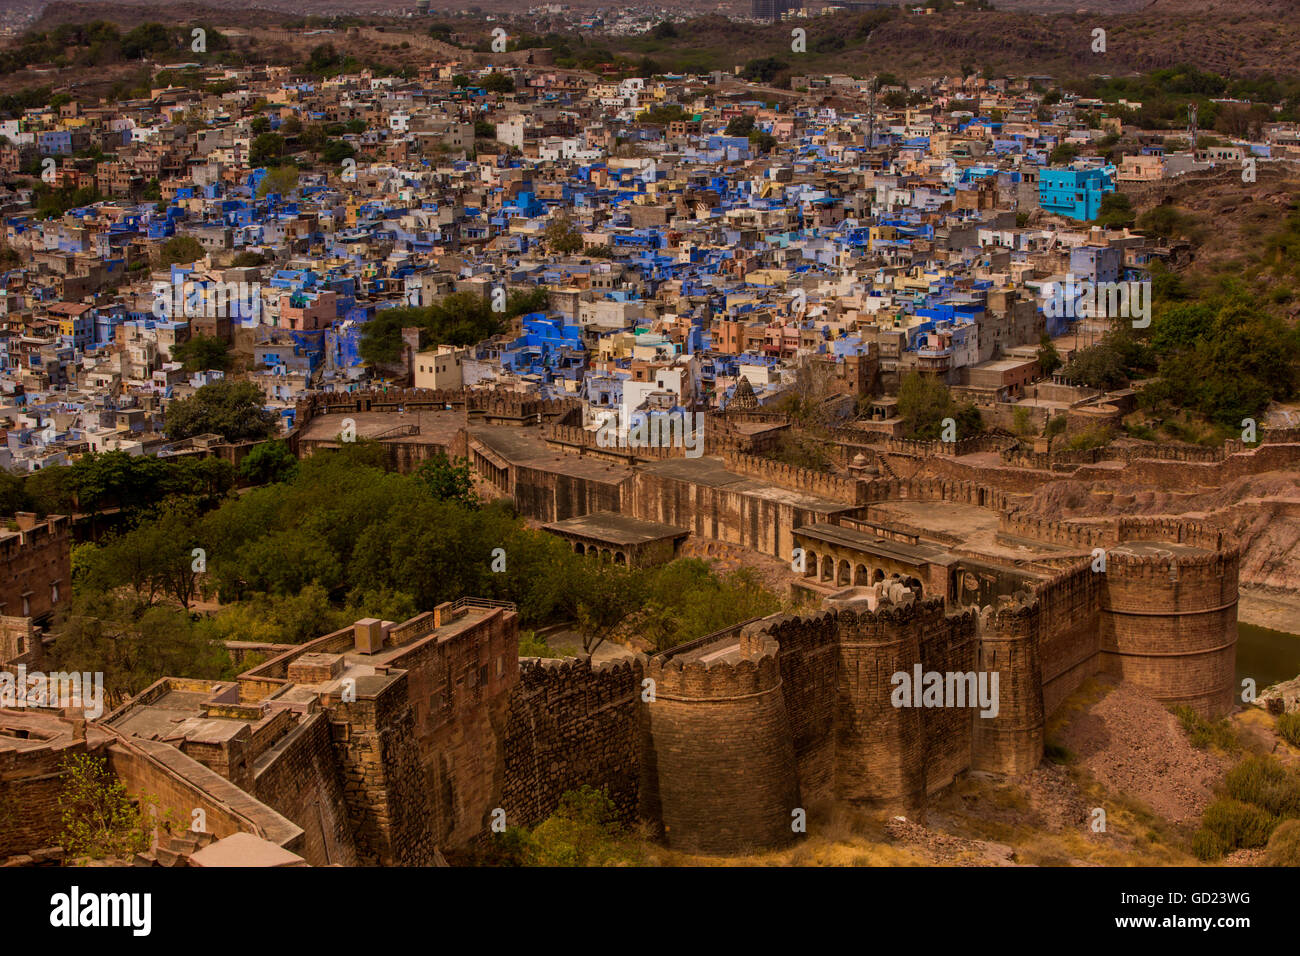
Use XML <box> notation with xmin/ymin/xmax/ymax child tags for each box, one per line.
<box><xmin>10</xmin><ymin>0</ymin><xmax>1300</xmax><ymax>80</ymax></box>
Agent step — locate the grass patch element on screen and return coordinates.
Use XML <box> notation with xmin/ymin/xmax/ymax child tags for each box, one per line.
<box><xmin>1278</xmin><ymin>711</ymin><xmax>1300</xmax><ymax>749</ymax></box>
<box><xmin>1172</xmin><ymin>704</ymin><xmax>1239</xmax><ymax>753</ymax></box>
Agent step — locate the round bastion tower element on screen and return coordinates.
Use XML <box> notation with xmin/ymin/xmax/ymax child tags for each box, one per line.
<box><xmin>1101</xmin><ymin>530</ymin><xmax>1239</xmax><ymax>718</ymax></box>
<box><xmin>644</xmin><ymin>630</ymin><xmax>801</xmax><ymax>854</ymax></box>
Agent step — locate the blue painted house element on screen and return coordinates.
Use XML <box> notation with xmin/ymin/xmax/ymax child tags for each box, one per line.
<box><xmin>1038</xmin><ymin>166</ymin><xmax>1116</xmax><ymax>220</ymax></box>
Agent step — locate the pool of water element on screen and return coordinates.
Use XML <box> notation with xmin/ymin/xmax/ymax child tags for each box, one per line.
<box><xmin>1236</xmin><ymin>623</ymin><xmax>1300</xmax><ymax>692</ymax></box>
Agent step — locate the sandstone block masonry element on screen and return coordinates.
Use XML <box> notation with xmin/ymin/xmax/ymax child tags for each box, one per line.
<box><xmin>487</xmin><ymin>523</ymin><xmax>1237</xmax><ymax>856</ymax></box>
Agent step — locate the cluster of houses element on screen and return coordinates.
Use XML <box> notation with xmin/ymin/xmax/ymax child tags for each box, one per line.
<box><xmin>0</xmin><ymin>50</ymin><xmax>1294</xmax><ymax>469</ymax></box>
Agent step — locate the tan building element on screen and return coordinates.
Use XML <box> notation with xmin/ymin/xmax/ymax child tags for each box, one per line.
<box><xmin>413</xmin><ymin>344</ymin><xmax>470</xmax><ymax>390</ymax></box>
<box><xmin>1117</xmin><ymin>153</ymin><xmax>1165</xmax><ymax>182</ymax></box>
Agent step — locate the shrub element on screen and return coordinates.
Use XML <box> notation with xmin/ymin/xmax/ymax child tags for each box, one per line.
<box><xmin>1193</xmin><ymin>798</ymin><xmax>1275</xmax><ymax>860</ymax></box>
<box><xmin>1224</xmin><ymin>755</ymin><xmax>1300</xmax><ymax>818</ymax></box>
<box><xmin>1263</xmin><ymin>819</ymin><xmax>1300</xmax><ymax>866</ymax></box>
<box><xmin>1172</xmin><ymin>704</ymin><xmax>1237</xmax><ymax>751</ymax></box>
<box><xmin>517</xmin><ymin>630</ymin><xmax>557</xmax><ymax>658</ymax></box>
<box><xmin>1278</xmin><ymin>712</ymin><xmax>1300</xmax><ymax>748</ymax></box>
<box><xmin>526</xmin><ymin>786</ymin><xmax>644</xmax><ymax>866</ymax></box>
<box><xmin>59</xmin><ymin>753</ymin><xmax>153</xmax><ymax>860</ymax></box>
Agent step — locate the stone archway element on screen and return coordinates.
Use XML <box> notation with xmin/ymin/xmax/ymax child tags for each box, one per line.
<box><xmin>837</xmin><ymin>559</ymin><xmax>851</xmax><ymax>587</ymax></box>
<box><xmin>820</xmin><ymin>554</ymin><xmax>835</xmax><ymax>582</ymax></box>
<box><xmin>805</xmin><ymin>550</ymin><xmax>819</xmax><ymax>577</ymax></box>
<box><xmin>854</xmin><ymin>563</ymin><xmax>869</xmax><ymax>585</ymax></box>
<box><xmin>574</xmin><ymin>542</ymin><xmax>585</xmax><ymax>556</ymax></box>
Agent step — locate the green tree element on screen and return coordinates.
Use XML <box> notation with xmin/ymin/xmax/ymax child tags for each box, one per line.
<box><xmin>1037</xmin><ymin>333</ymin><xmax>1061</xmax><ymax>378</ymax></box>
<box><xmin>249</xmin><ymin>132</ymin><xmax>286</xmax><ymax>166</ymax></box>
<box><xmin>159</xmin><ymin>235</ymin><xmax>204</xmax><ymax>266</ymax></box>
<box><xmin>897</xmin><ymin>372</ymin><xmax>979</xmax><ymax>440</ymax></box>
<box><xmin>58</xmin><ymin>753</ymin><xmax>152</xmax><ymax>860</ymax></box>
<box><xmin>238</xmin><ymin>439</ymin><xmax>299</xmax><ymax>485</ymax></box>
<box><xmin>49</xmin><ymin>595</ymin><xmax>231</xmax><ymax>699</ymax></box>
<box><xmin>526</xmin><ymin>786</ymin><xmax>643</xmax><ymax>866</ymax></box>
<box><xmin>570</xmin><ymin>562</ymin><xmax>646</xmax><ymax>655</ymax></box>
<box><xmin>78</xmin><ymin>499</ymin><xmax>205</xmax><ymax>609</ymax></box>
<box><xmin>171</xmin><ymin>334</ymin><xmax>231</xmax><ymax>372</ymax></box>
<box><xmin>1048</xmin><ymin>142</ymin><xmax>1079</xmax><ymax>165</ymax></box>
<box><xmin>414</xmin><ymin>452</ymin><xmax>479</xmax><ymax>507</ymax></box>
<box><xmin>1061</xmin><ymin>341</ymin><xmax>1128</xmax><ymax>391</ymax></box>
<box><xmin>742</xmin><ymin>57</ymin><xmax>786</xmax><ymax>85</ymax></box>
<box><xmin>1094</xmin><ymin>191</ymin><xmax>1135</xmax><ymax>229</ymax></box>
<box><xmin>231</xmin><ymin>250</ymin><xmax>267</xmax><ymax>268</ymax></box>
<box><xmin>256</xmin><ymin>165</ymin><xmax>299</xmax><ymax>198</ymax></box>
<box><xmin>163</xmin><ymin>379</ymin><xmax>278</xmax><ymax>442</ymax></box>
<box><xmin>725</xmin><ymin>114</ymin><xmax>756</xmax><ymax>137</ymax></box>
<box><xmin>544</xmin><ymin>216</ymin><xmax>583</xmax><ymax>254</ymax></box>
<box><xmin>638</xmin><ymin>561</ymin><xmax>780</xmax><ymax>652</ymax></box>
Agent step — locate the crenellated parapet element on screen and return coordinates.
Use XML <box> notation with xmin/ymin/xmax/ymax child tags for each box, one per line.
<box><xmin>646</xmin><ymin>632</ymin><xmax>783</xmax><ymax>701</ymax></box>
<box><xmin>723</xmin><ymin>451</ymin><xmax>864</xmax><ymax>504</ymax></box>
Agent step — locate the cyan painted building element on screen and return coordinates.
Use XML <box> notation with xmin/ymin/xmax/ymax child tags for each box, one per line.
<box><xmin>1038</xmin><ymin>166</ymin><xmax>1116</xmax><ymax>220</ymax></box>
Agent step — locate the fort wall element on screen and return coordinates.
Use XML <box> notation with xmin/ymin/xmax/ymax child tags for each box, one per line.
<box><xmin>322</xmin><ymin>673</ymin><xmax>437</xmax><ymax>866</ymax></box>
<box><xmin>644</xmin><ymin>631</ymin><xmax>801</xmax><ymax>853</ymax></box>
<box><xmin>254</xmin><ymin>711</ymin><xmax>360</xmax><ymax>867</ymax></box>
<box><xmin>747</xmin><ymin>613</ymin><xmax>839</xmax><ymax>803</ymax></box>
<box><xmin>723</xmin><ymin>451</ymin><xmax>864</xmax><ymax>505</ymax></box>
<box><xmin>380</xmin><ymin>608</ymin><xmax>518</xmax><ymax>848</ymax></box>
<box><xmin>1101</xmin><ymin>546</ymin><xmax>1238</xmax><ymax>716</ymax></box>
<box><xmin>513</xmin><ymin>462</ymin><xmax>626</xmax><ymax>522</ymax></box>
<box><xmin>0</xmin><ymin>729</ymin><xmax>106</xmax><ymax>858</ymax></box>
<box><xmin>502</xmin><ymin>656</ymin><xmax>644</xmax><ymax>829</ymax></box>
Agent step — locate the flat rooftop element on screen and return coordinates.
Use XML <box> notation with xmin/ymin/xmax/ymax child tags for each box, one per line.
<box><xmin>471</xmin><ymin>425</ymin><xmax>635</xmax><ymax>483</ymax></box>
<box><xmin>543</xmin><ymin>511</ymin><xmax>688</xmax><ymax>545</ymax></box>
<box><xmin>298</xmin><ymin>408</ymin><xmax>465</xmax><ymax>447</ymax></box>
<box><xmin>106</xmin><ymin>684</ymin><xmax>251</xmax><ymax>741</ymax></box>
<box><xmin>642</xmin><ymin>456</ymin><xmax>853</xmax><ymax>515</ymax></box>
<box><xmin>867</xmin><ymin>499</ymin><xmax>1078</xmax><ymax>561</ymax></box>
<box><xmin>795</xmin><ymin>522</ymin><xmax>957</xmax><ymax>568</ymax></box>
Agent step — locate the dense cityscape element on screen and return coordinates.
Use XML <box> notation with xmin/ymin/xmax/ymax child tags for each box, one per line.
<box><xmin>0</xmin><ymin>1</ymin><xmax>1297</xmax><ymax>915</ymax></box>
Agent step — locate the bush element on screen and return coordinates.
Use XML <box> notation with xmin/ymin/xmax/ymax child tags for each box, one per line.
<box><xmin>517</xmin><ymin>630</ymin><xmax>558</xmax><ymax>658</ymax></box>
<box><xmin>1224</xmin><ymin>755</ymin><xmax>1300</xmax><ymax>818</ymax></box>
<box><xmin>1263</xmin><ymin>818</ymin><xmax>1300</xmax><ymax>866</ymax></box>
<box><xmin>1193</xmin><ymin>798</ymin><xmax>1275</xmax><ymax>860</ymax></box>
<box><xmin>1278</xmin><ymin>712</ymin><xmax>1300</xmax><ymax>748</ymax></box>
<box><xmin>526</xmin><ymin>786</ymin><xmax>644</xmax><ymax>866</ymax></box>
<box><xmin>1173</xmin><ymin>704</ymin><xmax>1237</xmax><ymax>751</ymax></box>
